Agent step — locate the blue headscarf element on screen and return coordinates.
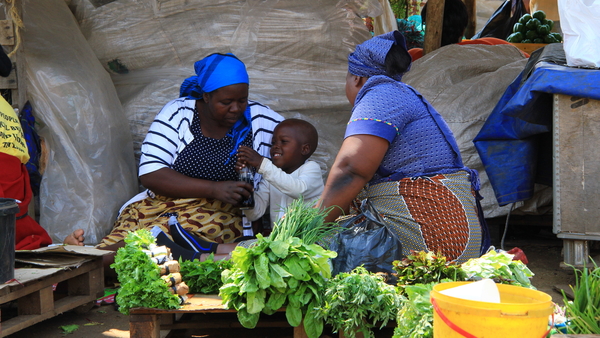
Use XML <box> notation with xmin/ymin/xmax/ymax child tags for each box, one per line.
<box><xmin>348</xmin><ymin>31</ymin><xmax>412</xmax><ymax>81</ymax></box>
<box><xmin>180</xmin><ymin>53</ymin><xmax>252</xmax><ymax>164</ymax></box>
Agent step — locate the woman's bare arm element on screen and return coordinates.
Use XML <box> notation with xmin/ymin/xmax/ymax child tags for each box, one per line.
<box><xmin>140</xmin><ymin>167</ymin><xmax>252</xmax><ymax>206</ymax></box>
<box><xmin>318</xmin><ymin>134</ymin><xmax>389</xmax><ymax>223</ymax></box>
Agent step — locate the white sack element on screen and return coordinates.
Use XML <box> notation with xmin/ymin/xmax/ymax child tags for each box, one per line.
<box><xmin>23</xmin><ymin>0</ymin><xmax>137</xmax><ymax>244</ymax></box>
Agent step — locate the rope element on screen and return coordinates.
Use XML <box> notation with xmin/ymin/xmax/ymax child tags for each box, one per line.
<box><xmin>5</xmin><ymin>0</ymin><xmax>23</xmax><ymax>58</ymax></box>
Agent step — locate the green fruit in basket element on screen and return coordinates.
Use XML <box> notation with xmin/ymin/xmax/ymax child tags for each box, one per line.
<box><xmin>533</xmin><ymin>38</ymin><xmax>544</xmax><ymax>43</ymax></box>
<box><xmin>545</xmin><ymin>19</ymin><xmax>554</xmax><ymax>31</ymax></box>
<box><xmin>550</xmin><ymin>32</ymin><xmax>563</xmax><ymax>42</ymax></box>
<box><xmin>521</xmin><ymin>38</ymin><xmax>533</xmax><ymax>44</ymax></box>
<box><xmin>526</xmin><ymin>18</ymin><xmax>541</xmax><ymax>30</ymax></box>
<box><xmin>513</xmin><ymin>22</ymin><xmax>525</xmax><ymax>34</ymax></box>
<box><xmin>525</xmin><ymin>30</ymin><xmax>539</xmax><ymax>40</ymax></box>
<box><xmin>519</xmin><ymin>13</ymin><xmax>532</xmax><ymax>25</ymax></box>
<box><xmin>543</xmin><ymin>34</ymin><xmax>557</xmax><ymax>43</ymax></box>
<box><xmin>532</xmin><ymin>10</ymin><xmax>547</xmax><ymax>21</ymax></box>
<box><xmin>507</xmin><ymin>32</ymin><xmax>524</xmax><ymax>43</ymax></box>
<box><xmin>537</xmin><ymin>24</ymin><xmax>550</xmax><ymax>35</ymax></box>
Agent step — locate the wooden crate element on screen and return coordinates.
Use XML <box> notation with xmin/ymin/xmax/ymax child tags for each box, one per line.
<box><xmin>0</xmin><ymin>257</ymin><xmax>104</xmax><ymax>337</ymax></box>
<box><xmin>510</xmin><ymin>43</ymin><xmax>548</xmax><ymax>54</ymax></box>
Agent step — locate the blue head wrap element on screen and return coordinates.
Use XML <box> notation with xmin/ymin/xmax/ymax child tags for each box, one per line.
<box><xmin>348</xmin><ymin>31</ymin><xmax>412</xmax><ymax>81</ymax></box>
<box><xmin>180</xmin><ymin>53</ymin><xmax>252</xmax><ymax>164</ymax></box>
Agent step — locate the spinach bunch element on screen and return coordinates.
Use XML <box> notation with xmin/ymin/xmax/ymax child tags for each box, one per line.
<box><xmin>111</xmin><ymin>229</ymin><xmax>181</xmax><ymax>314</ymax></box>
<box><xmin>220</xmin><ymin>234</ymin><xmax>336</xmax><ymax>338</ymax></box>
<box><xmin>220</xmin><ymin>198</ymin><xmax>340</xmax><ymax>338</ymax></box>
<box><xmin>316</xmin><ymin>266</ymin><xmax>402</xmax><ymax>338</ymax></box>
<box><xmin>179</xmin><ymin>254</ymin><xmax>233</xmax><ymax>294</ymax></box>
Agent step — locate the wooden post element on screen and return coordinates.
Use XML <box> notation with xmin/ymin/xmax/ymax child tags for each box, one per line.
<box><xmin>130</xmin><ymin>314</ymin><xmax>161</xmax><ymax>338</ymax></box>
<box><xmin>423</xmin><ymin>0</ymin><xmax>444</xmax><ymax>55</ymax></box>
<box><xmin>464</xmin><ymin>0</ymin><xmax>477</xmax><ymax>39</ymax></box>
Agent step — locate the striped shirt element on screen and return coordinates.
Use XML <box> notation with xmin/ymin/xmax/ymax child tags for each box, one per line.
<box><xmin>139</xmin><ymin>98</ymin><xmax>283</xmax><ymax>178</ymax></box>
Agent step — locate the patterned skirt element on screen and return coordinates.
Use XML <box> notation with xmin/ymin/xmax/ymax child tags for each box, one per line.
<box><xmin>360</xmin><ymin>171</ymin><xmax>482</xmax><ymax>264</ymax></box>
<box><xmin>97</xmin><ymin>195</ymin><xmax>243</xmax><ymax>247</ymax></box>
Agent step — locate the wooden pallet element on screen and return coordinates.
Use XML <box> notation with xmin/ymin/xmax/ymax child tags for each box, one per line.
<box><xmin>0</xmin><ymin>257</ymin><xmax>104</xmax><ymax>337</ymax></box>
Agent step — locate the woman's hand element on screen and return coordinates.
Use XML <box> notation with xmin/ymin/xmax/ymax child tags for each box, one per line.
<box><xmin>213</xmin><ymin>181</ymin><xmax>254</xmax><ymax>206</ymax></box>
<box><xmin>140</xmin><ymin>168</ymin><xmax>252</xmax><ymax>205</ymax></box>
<box><xmin>237</xmin><ymin>145</ymin><xmax>264</xmax><ymax>169</ymax></box>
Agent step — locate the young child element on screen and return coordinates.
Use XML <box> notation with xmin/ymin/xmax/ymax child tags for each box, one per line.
<box><xmin>236</xmin><ymin>118</ymin><xmax>324</xmax><ymax>227</ymax></box>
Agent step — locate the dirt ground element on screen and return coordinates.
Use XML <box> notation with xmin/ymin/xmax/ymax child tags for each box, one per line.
<box><xmin>4</xmin><ymin>222</ymin><xmax>582</xmax><ymax>338</ymax></box>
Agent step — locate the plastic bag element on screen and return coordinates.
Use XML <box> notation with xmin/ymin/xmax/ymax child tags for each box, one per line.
<box><xmin>471</xmin><ymin>0</ymin><xmax>527</xmax><ymax>40</ymax></box>
<box><xmin>558</xmin><ymin>0</ymin><xmax>600</xmax><ymax>68</ymax></box>
<box><xmin>328</xmin><ymin>200</ymin><xmax>403</xmax><ymax>275</ymax></box>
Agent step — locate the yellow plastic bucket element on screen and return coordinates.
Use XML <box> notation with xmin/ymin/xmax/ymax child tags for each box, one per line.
<box><xmin>431</xmin><ymin>281</ymin><xmax>553</xmax><ymax>338</ymax></box>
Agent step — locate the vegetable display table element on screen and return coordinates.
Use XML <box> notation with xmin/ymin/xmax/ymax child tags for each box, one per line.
<box><xmin>129</xmin><ymin>294</ymin><xmax>311</xmax><ymax>338</ymax></box>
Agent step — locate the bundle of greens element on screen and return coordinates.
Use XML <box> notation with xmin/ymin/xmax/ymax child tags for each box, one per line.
<box><xmin>111</xmin><ymin>229</ymin><xmax>181</xmax><ymax>314</ymax></box>
<box><xmin>392</xmin><ymin>251</ymin><xmax>466</xmax><ymax>293</ymax></box>
<box><xmin>316</xmin><ymin>266</ymin><xmax>402</xmax><ymax>338</ymax></box>
<box><xmin>460</xmin><ymin>250</ymin><xmax>535</xmax><ymax>289</ymax></box>
<box><xmin>179</xmin><ymin>254</ymin><xmax>233</xmax><ymax>294</ymax></box>
<box><xmin>219</xmin><ymin>199</ymin><xmax>339</xmax><ymax>338</ymax></box>
<box><xmin>562</xmin><ymin>262</ymin><xmax>600</xmax><ymax>334</ymax></box>
<box><xmin>392</xmin><ymin>283</ymin><xmax>436</xmax><ymax>338</ymax></box>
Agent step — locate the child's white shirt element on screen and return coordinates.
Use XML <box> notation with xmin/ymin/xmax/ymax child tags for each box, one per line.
<box><xmin>243</xmin><ymin>159</ymin><xmax>324</xmax><ymax>227</ymax></box>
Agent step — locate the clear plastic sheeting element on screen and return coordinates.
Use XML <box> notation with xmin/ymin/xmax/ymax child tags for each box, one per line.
<box><xmin>22</xmin><ymin>0</ymin><xmax>138</xmax><ymax>244</ymax></box>
<box><xmin>404</xmin><ymin>44</ymin><xmax>552</xmax><ymax>218</ymax></box>
<box><xmin>68</xmin><ymin>0</ymin><xmax>373</xmax><ymax>176</ymax></box>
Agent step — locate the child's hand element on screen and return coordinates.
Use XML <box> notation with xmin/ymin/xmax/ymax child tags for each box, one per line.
<box><xmin>237</xmin><ymin>146</ymin><xmax>264</xmax><ymax>168</ymax></box>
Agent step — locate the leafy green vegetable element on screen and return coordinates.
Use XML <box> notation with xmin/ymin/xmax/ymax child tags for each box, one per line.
<box><xmin>460</xmin><ymin>249</ymin><xmax>535</xmax><ymax>289</ymax></box>
<box><xmin>562</xmin><ymin>261</ymin><xmax>600</xmax><ymax>334</ymax></box>
<box><xmin>392</xmin><ymin>283</ymin><xmax>436</xmax><ymax>338</ymax></box>
<box><xmin>316</xmin><ymin>266</ymin><xmax>402</xmax><ymax>338</ymax></box>
<box><xmin>179</xmin><ymin>254</ymin><xmax>232</xmax><ymax>294</ymax></box>
<box><xmin>59</xmin><ymin>324</ymin><xmax>79</xmax><ymax>335</ymax></box>
<box><xmin>111</xmin><ymin>229</ymin><xmax>181</xmax><ymax>314</ymax></box>
<box><xmin>219</xmin><ymin>199</ymin><xmax>340</xmax><ymax>338</ymax></box>
<box><xmin>392</xmin><ymin>251</ymin><xmax>466</xmax><ymax>293</ymax></box>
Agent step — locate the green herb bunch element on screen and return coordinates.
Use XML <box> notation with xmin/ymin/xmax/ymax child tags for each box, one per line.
<box><xmin>460</xmin><ymin>250</ymin><xmax>535</xmax><ymax>289</ymax></box>
<box><xmin>219</xmin><ymin>199</ymin><xmax>339</xmax><ymax>338</ymax></box>
<box><xmin>392</xmin><ymin>251</ymin><xmax>466</xmax><ymax>292</ymax></box>
<box><xmin>316</xmin><ymin>266</ymin><xmax>402</xmax><ymax>338</ymax></box>
<box><xmin>562</xmin><ymin>261</ymin><xmax>600</xmax><ymax>334</ymax></box>
<box><xmin>111</xmin><ymin>229</ymin><xmax>181</xmax><ymax>314</ymax></box>
<box><xmin>179</xmin><ymin>254</ymin><xmax>233</xmax><ymax>294</ymax></box>
<box><xmin>392</xmin><ymin>283</ymin><xmax>435</xmax><ymax>338</ymax></box>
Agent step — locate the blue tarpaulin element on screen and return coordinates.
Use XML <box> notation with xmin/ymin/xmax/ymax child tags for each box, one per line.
<box><xmin>474</xmin><ymin>46</ymin><xmax>600</xmax><ymax>206</ymax></box>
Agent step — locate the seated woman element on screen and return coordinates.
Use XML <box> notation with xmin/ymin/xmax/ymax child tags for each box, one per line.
<box><xmin>318</xmin><ymin>31</ymin><xmax>488</xmax><ymax>263</ymax></box>
<box><xmin>96</xmin><ymin>53</ymin><xmax>283</xmax><ymax>265</ymax></box>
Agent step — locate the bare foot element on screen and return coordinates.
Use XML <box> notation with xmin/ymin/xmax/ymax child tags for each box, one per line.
<box><xmin>63</xmin><ymin>229</ymin><xmax>85</xmax><ymax>246</ymax></box>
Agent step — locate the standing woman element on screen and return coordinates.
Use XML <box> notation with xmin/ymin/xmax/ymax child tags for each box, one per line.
<box><xmin>97</xmin><ymin>53</ymin><xmax>282</xmax><ymax>259</ymax></box>
<box><xmin>319</xmin><ymin>32</ymin><xmax>488</xmax><ymax>263</ymax></box>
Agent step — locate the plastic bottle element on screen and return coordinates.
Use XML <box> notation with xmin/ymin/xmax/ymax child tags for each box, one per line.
<box><xmin>239</xmin><ymin>166</ymin><xmax>254</xmax><ymax>209</ymax></box>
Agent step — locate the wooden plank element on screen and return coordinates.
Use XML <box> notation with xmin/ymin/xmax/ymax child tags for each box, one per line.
<box><xmin>293</xmin><ymin>324</ymin><xmax>309</xmax><ymax>338</ymax></box>
<box><xmin>17</xmin><ymin>286</ymin><xmax>53</xmax><ymax>316</ymax></box>
<box><xmin>423</xmin><ymin>0</ymin><xmax>444</xmax><ymax>55</ymax></box>
<box><xmin>0</xmin><ymin>258</ymin><xmax>101</xmax><ymax>303</ymax></box>
<box><xmin>130</xmin><ymin>314</ymin><xmax>161</xmax><ymax>338</ymax></box>
<box><xmin>0</xmin><ymin>64</ymin><xmax>17</xmax><ymax>89</ymax></box>
<box><xmin>0</xmin><ymin>20</ymin><xmax>14</xmax><ymax>46</ymax></box>
<box><xmin>510</xmin><ymin>42</ymin><xmax>548</xmax><ymax>54</ymax></box>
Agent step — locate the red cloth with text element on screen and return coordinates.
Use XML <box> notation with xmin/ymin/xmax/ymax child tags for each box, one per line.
<box><xmin>0</xmin><ymin>152</ymin><xmax>52</xmax><ymax>250</ymax></box>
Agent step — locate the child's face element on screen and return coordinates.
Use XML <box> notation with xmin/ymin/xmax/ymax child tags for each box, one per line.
<box><xmin>270</xmin><ymin>124</ymin><xmax>309</xmax><ymax>174</ymax></box>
